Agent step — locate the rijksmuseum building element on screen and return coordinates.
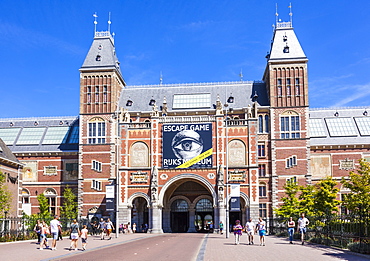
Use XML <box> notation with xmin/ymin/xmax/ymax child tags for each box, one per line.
<box><xmin>0</xmin><ymin>16</ymin><xmax>369</xmax><ymax>233</ymax></box>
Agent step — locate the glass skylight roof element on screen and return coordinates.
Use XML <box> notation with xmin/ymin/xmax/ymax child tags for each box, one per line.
<box><xmin>325</xmin><ymin>118</ymin><xmax>358</xmax><ymax>137</ymax></box>
<box><xmin>309</xmin><ymin>118</ymin><xmax>327</xmax><ymax>137</ymax></box>
<box><xmin>0</xmin><ymin>128</ymin><xmax>21</xmax><ymax>145</ymax></box>
<box><xmin>17</xmin><ymin>127</ymin><xmax>46</xmax><ymax>145</ymax></box>
<box><xmin>173</xmin><ymin>93</ymin><xmax>211</xmax><ymax>109</ymax></box>
<box><xmin>43</xmin><ymin>126</ymin><xmax>69</xmax><ymax>145</ymax></box>
<box><xmin>68</xmin><ymin>126</ymin><xmax>79</xmax><ymax>144</ymax></box>
<box><xmin>355</xmin><ymin>117</ymin><xmax>370</xmax><ymax>136</ymax></box>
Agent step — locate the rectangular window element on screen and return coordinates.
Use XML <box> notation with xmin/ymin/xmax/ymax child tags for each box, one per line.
<box><xmin>295</xmin><ymin>78</ymin><xmax>300</xmax><ymax>95</ymax></box>
<box><xmin>280</xmin><ymin>115</ymin><xmax>300</xmax><ymax>139</ymax></box>
<box><xmin>91</xmin><ymin>180</ymin><xmax>102</xmax><ymax>191</ymax></box>
<box><xmin>259</xmin><ymin>203</ymin><xmax>267</xmax><ymax>218</ymax></box>
<box><xmin>277</xmin><ymin>79</ymin><xmax>282</xmax><ymax>96</ymax></box>
<box><xmin>92</xmin><ymin>160</ymin><xmax>102</xmax><ymax>172</ymax></box>
<box><xmin>258</xmin><ymin>164</ymin><xmax>266</xmax><ymax>177</ymax></box>
<box><xmin>259</xmin><ymin>185</ymin><xmax>267</xmax><ymax>197</ymax></box>
<box><xmin>258</xmin><ymin>144</ymin><xmax>266</xmax><ymax>157</ymax></box>
<box><xmin>173</xmin><ymin>93</ymin><xmax>211</xmax><ymax>109</ymax></box>
<box><xmin>286</xmin><ymin>78</ymin><xmax>291</xmax><ymax>96</ymax></box>
<box><xmin>88</xmin><ymin>122</ymin><xmax>106</xmax><ymax>144</ymax></box>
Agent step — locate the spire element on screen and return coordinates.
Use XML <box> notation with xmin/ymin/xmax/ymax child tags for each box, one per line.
<box><xmin>80</xmin><ymin>13</ymin><xmax>122</xmax><ymax>77</ymax></box>
<box><xmin>268</xmin><ymin>4</ymin><xmax>306</xmax><ymax>61</ymax></box>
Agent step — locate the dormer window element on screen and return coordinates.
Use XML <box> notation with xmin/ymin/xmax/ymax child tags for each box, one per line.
<box><xmin>283</xmin><ymin>44</ymin><xmax>289</xmax><ymax>53</ymax></box>
<box><xmin>96</xmin><ymin>55</ymin><xmax>101</xmax><ymax>61</ymax></box>
<box><xmin>283</xmin><ymin>34</ymin><xmax>287</xmax><ymax>42</ymax></box>
<box><xmin>98</xmin><ymin>44</ymin><xmax>102</xmax><ymax>50</ymax></box>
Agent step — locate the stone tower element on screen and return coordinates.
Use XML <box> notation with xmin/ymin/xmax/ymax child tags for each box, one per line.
<box><xmin>262</xmin><ymin>17</ymin><xmax>310</xmax><ymax>211</ymax></box>
<box><xmin>78</xmin><ymin>25</ymin><xmax>125</xmax><ymax>218</ymax></box>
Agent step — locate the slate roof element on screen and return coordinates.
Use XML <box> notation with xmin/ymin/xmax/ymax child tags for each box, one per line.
<box><xmin>119</xmin><ymin>81</ymin><xmax>269</xmax><ymax>113</ymax></box>
<box><xmin>80</xmin><ymin>31</ymin><xmax>123</xmax><ymax>78</ymax></box>
<box><xmin>0</xmin><ymin>138</ymin><xmax>21</xmax><ymax>165</ymax></box>
<box><xmin>268</xmin><ymin>23</ymin><xmax>307</xmax><ymax>62</ymax></box>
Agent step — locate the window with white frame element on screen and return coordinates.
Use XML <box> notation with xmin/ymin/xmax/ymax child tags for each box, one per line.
<box><xmin>286</xmin><ymin>156</ymin><xmax>297</xmax><ymax>168</ymax></box>
<box><xmin>92</xmin><ymin>160</ymin><xmax>102</xmax><ymax>172</ymax></box>
<box><xmin>295</xmin><ymin>78</ymin><xmax>300</xmax><ymax>95</ymax></box>
<box><xmin>258</xmin><ymin>144</ymin><xmax>266</xmax><ymax>157</ymax></box>
<box><xmin>286</xmin><ymin>176</ymin><xmax>297</xmax><ymax>185</ymax></box>
<box><xmin>280</xmin><ymin>111</ymin><xmax>300</xmax><ymax>139</ymax></box>
<box><xmin>259</xmin><ymin>183</ymin><xmax>267</xmax><ymax>197</ymax></box>
<box><xmin>277</xmin><ymin>79</ymin><xmax>282</xmax><ymax>96</ymax></box>
<box><xmin>259</xmin><ymin>203</ymin><xmax>267</xmax><ymax>218</ymax></box>
<box><xmin>286</xmin><ymin>78</ymin><xmax>291</xmax><ymax>96</ymax></box>
<box><xmin>91</xmin><ymin>180</ymin><xmax>102</xmax><ymax>191</ymax></box>
<box><xmin>88</xmin><ymin>117</ymin><xmax>106</xmax><ymax>144</ymax></box>
<box><xmin>258</xmin><ymin>164</ymin><xmax>266</xmax><ymax>177</ymax></box>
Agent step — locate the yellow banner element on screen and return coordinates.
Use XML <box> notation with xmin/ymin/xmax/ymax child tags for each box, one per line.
<box><xmin>176</xmin><ymin>148</ymin><xmax>213</xmax><ymax>169</ymax></box>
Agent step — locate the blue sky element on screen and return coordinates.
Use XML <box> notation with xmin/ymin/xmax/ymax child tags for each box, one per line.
<box><xmin>1</xmin><ymin>0</ymin><xmax>370</xmax><ymax>118</ymax></box>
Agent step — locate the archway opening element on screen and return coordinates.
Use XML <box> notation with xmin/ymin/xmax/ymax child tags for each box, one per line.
<box><xmin>195</xmin><ymin>198</ymin><xmax>213</xmax><ymax>232</ymax></box>
<box><xmin>171</xmin><ymin>199</ymin><xmax>189</xmax><ymax>232</ymax></box>
<box><xmin>132</xmin><ymin>197</ymin><xmax>149</xmax><ymax>232</ymax></box>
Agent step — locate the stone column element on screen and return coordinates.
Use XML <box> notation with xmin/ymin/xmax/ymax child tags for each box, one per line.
<box><xmin>188</xmin><ymin>208</ymin><xmax>196</xmax><ymax>232</ymax></box>
<box><xmin>149</xmin><ymin>204</ymin><xmax>163</xmax><ymax>233</ymax></box>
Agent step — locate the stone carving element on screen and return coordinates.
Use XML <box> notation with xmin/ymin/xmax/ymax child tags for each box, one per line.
<box><xmin>131</xmin><ymin>142</ymin><xmax>149</xmax><ymax>167</ymax></box>
<box><xmin>228</xmin><ymin>140</ymin><xmax>246</xmax><ymax>166</ymax></box>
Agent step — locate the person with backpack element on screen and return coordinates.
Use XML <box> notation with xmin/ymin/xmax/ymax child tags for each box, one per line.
<box><xmin>69</xmin><ymin>219</ymin><xmax>80</xmax><ymax>251</ymax></box>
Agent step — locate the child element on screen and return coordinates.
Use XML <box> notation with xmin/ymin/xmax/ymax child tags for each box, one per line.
<box><xmin>80</xmin><ymin>225</ymin><xmax>88</xmax><ymax>250</ymax></box>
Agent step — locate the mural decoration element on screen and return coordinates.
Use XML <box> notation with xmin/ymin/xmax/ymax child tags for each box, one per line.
<box><xmin>310</xmin><ymin>155</ymin><xmax>331</xmax><ymax>178</ymax></box>
<box><xmin>162</xmin><ymin>123</ymin><xmax>213</xmax><ymax>169</ymax></box>
<box><xmin>22</xmin><ymin>161</ymin><xmax>38</xmax><ymax>182</ymax></box>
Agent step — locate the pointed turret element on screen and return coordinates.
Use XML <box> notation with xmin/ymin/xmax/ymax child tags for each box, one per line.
<box><xmin>79</xmin><ymin>24</ymin><xmax>125</xmax><ymax>115</ymax></box>
<box><xmin>80</xmin><ymin>31</ymin><xmax>123</xmax><ymax>79</ymax></box>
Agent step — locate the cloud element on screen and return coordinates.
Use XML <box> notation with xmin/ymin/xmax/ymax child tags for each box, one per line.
<box><xmin>332</xmin><ymin>82</ymin><xmax>370</xmax><ymax>107</ymax></box>
<box><xmin>0</xmin><ymin>21</ymin><xmax>84</xmax><ymax>55</ymax></box>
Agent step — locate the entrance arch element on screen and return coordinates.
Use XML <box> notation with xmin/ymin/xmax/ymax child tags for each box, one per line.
<box><xmin>159</xmin><ymin>174</ymin><xmax>216</xmax><ymax>233</ymax></box>
<box><xmin>128</xmin><ymin>192</ymin><xmax>150</xmax><ymax>232</ymax></box>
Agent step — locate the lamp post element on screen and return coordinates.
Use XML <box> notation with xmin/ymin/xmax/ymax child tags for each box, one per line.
<box><xmin>224</xmin><ymin>94</ymin><xmax>234</xmax><ymax>239</ymax></box>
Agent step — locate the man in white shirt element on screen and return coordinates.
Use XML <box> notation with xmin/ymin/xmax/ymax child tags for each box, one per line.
<box><xmin>297</xmin><ymin>213</ymin><xmax>309</xmax><ymax>245</ymax></box>
<box><xmin>49</xmin><ymin>215</ymin><xmax>61</xmax><ymax>250</ymax></box>
<box><xmin>245</xmin><ymin>218</ymin><xmax>255</xmax><ymax>245</ymax></box>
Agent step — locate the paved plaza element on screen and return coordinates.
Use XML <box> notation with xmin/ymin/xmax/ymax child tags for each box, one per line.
<box><xmin>0</xmin><ymin>233</ymin><xmax>369</xmax><ymax>261</ymax></box>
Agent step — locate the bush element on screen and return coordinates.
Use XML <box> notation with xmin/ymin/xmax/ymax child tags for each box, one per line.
<box><xmin>309</xmin><ymin>237</ymin><xmax>334</xmax><ymax>245</ymax></box>
<box><xmin>347</xmin><ymin>242</ymin><xmax>370</xmax><ymax>254</ymax></box>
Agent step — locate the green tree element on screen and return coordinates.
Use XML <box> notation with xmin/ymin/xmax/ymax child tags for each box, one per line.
<box><xmin>274</xmin><ymin>180</ymin><xmax>300</xmax><ymax>218</ymax></box>
<box><xmin>37</xmin><ymin>193</ymin><xmax>50</xmax><ymax>219</ymax></box>
<box><xmin>313</xmin><ymin>177</ymin><xmax>340</xmax><ymax>216</ymax></box>
<box><xmin>298</xmin><ymin>184</ymin><xmax>315</xmax><ymax>217</ymax></box>
<box><xmin>341</xmin><ymin>159</ymin><xmax>370</xmax><ymax>216</ymax></box>
<box><xmin>0</xmin><ymin>171</ymin><xmax>12</xmax><ymax>218</ymax></box>
<box><xmin>60</xmin><ymin>186</ymin><xmax>77</xmax><ymax>220</ymax></box>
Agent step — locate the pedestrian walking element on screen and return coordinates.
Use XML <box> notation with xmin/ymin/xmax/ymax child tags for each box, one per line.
<box><xmin>132</xmin><ymin>223</ymin><xmax>137</xmax><ymax>233</ymax></box>
<box><xmin>33</xmin><ymin>220</ymin><xmax>42</xmax><ymax>244</ymax></box>
<box><xmin>50</xmin><ymin>215</ymin><xmax>60</xmax><ymax>250</ymax></box>
<box><xmin>256</xmin><ymin>217</ymin><xmax>266</xmax><ymax>246</ymax></box>
<box><xmin>80</xmin><ymin>225</ymin><xmax>88</xmax><ymax>251</ymax></box>
<box><xmin>105</xmin><ymin>218</ymin><xmax>114</xmax><ymax>240</ymax></box>
<box><xmin>99</xmin><ymin>218</ymin><xmax>106</xmax><ymax>240</ymax></box>
<box><xmin>39</xmin><ymin>221</ymin><xmax>50</xmax><ymax>250</ymax></box>
<box><xmin>233</xmin><ymin>220</ymin><xmax>243</xmax><ymax>245</ymax></box>
<box><xmin>297</xmin><ymin>213</ymin><xmax>309</xmax><ymax>245</ymax></box>
<box><xmin>69</xmin><ymin>219</ymin><xmax>80</xmax><ymax>251</ymax></box>
<box><xmin>245</xmin><ymin>218</ymin><xmax>255</xmax><ymax>245</ymax></box>
<box><xmin>219</xmin><ymin>221</ymin><xmax>224</xmax><ymax>235</ymax></box>
<box><xmin>287</xmin><ymin>217</ymin><xmax>295</xmax><ymax>244</ymax></box>
<box><xmin>119</xmin><ymin>223</ymin><xmax>123</xmax><ymax>234</ymax></box>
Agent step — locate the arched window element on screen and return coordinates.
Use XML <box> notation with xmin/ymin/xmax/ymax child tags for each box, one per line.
<box><xmin>88</xmin><ymin>117</ymin><xmax>106</xmax><ymax>144</ymax></box>
<box><xmin>171</xmin><ymin>199</ymin><xmax>189</xmax><ymax>212</ymax></box>
<box><xmin>130</xmin><ymin>142</ymin><xmax>149</xmax><ymax>167</ymax></box>
<box><xmin>228</xmin><ymin>140</ymin><xmax>246</xmax><ymax>166</ymax></box>
<box><xmin>280</xmin><ymin>110</ymin><xmax>300</xmax><ymax>139</ymax></box>
<box><xmin>44</xmin><ymin>188</ymin><xmax>57</xmax><ymax>216</ymax></box>
<box><xmin>22</xmin><ymin>188</ymin><xmax>30</xmax><ymax>204</ymax></box>
<box><xmin>195</xmin><ymin>198</ymin><xmax>213</xmax><ymax>212</ymax></box>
